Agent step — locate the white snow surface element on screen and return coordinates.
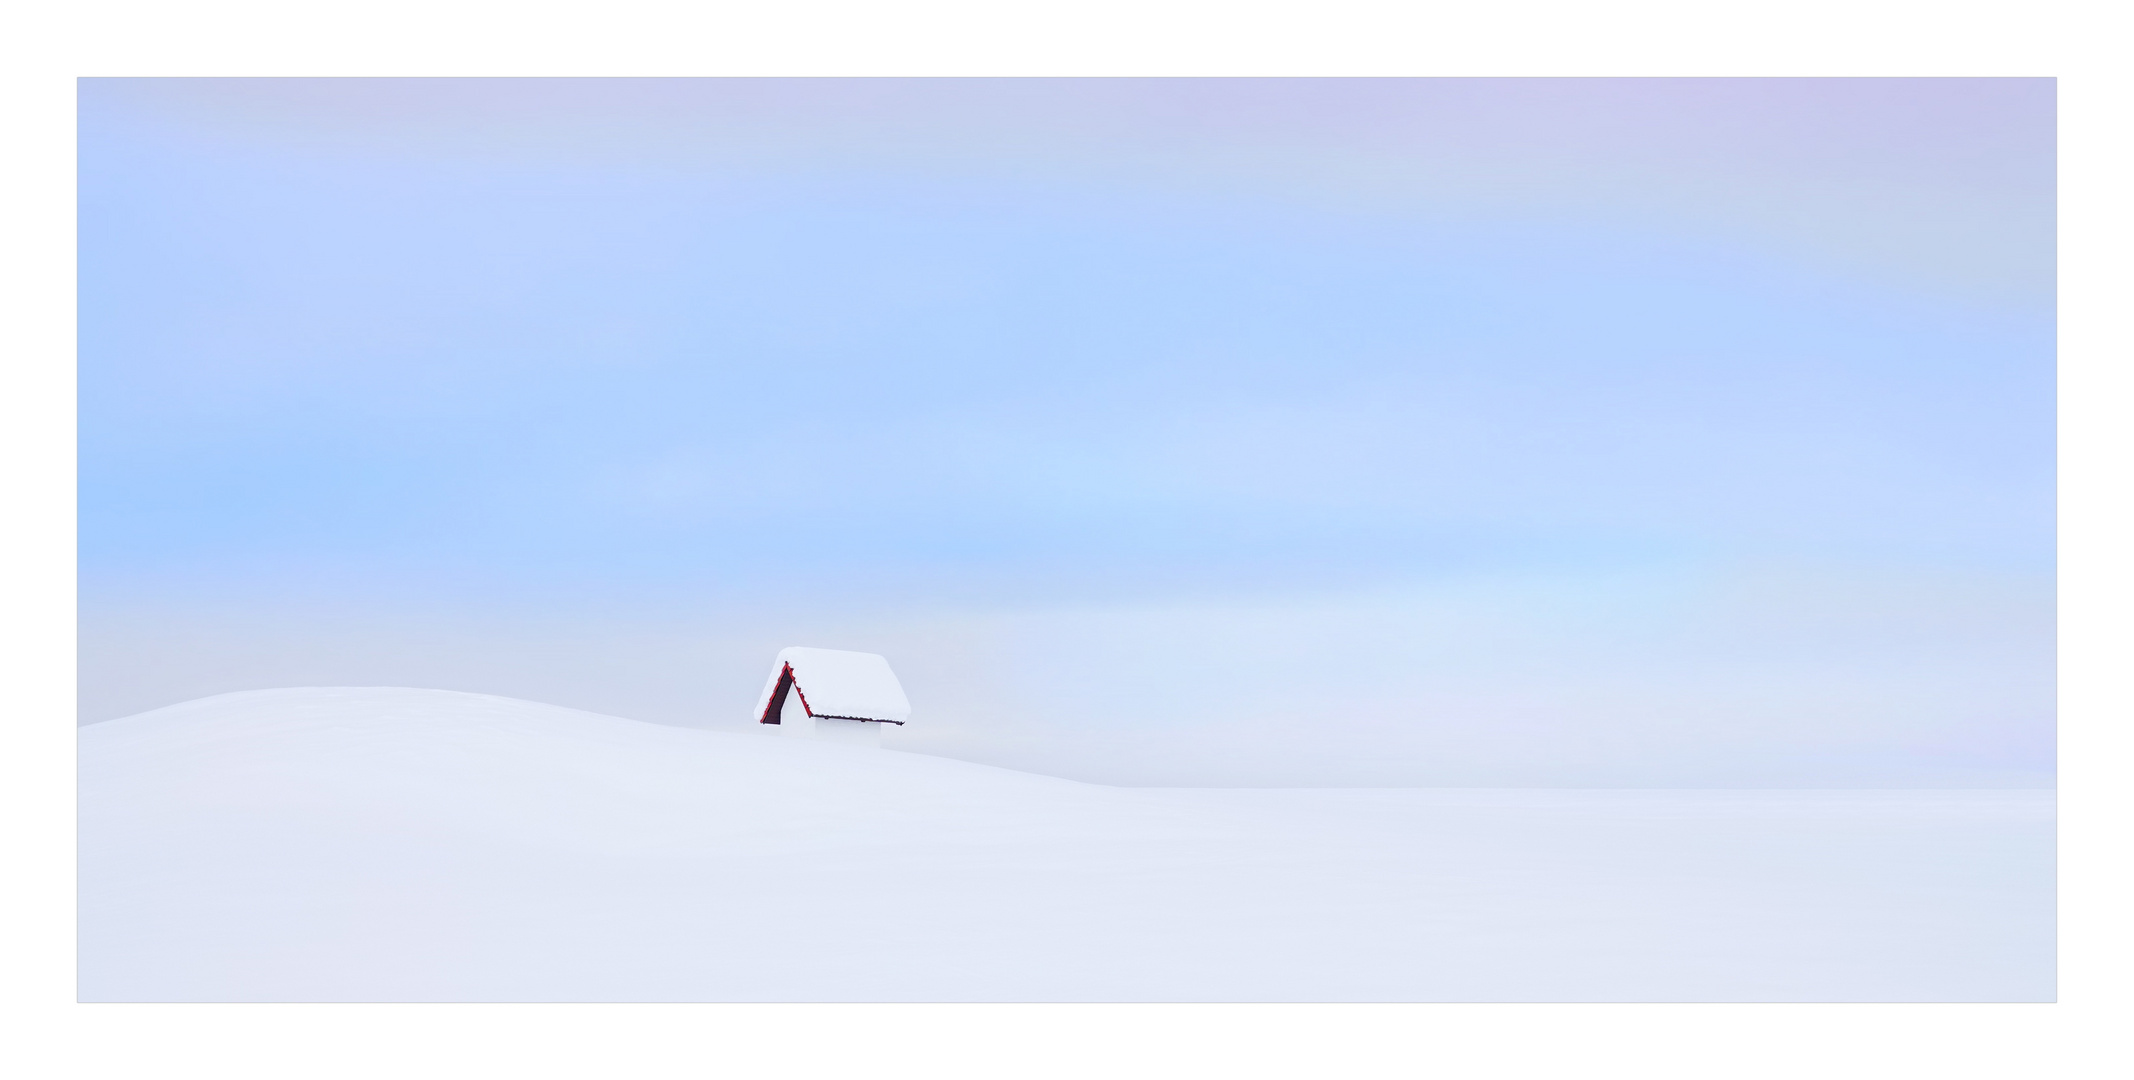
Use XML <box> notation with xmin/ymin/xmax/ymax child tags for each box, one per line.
<box><xmin>753</xmin><ymin>646</ymin><xmax>911</xmax><ymax>724</ymax></box>
<box><xmin>78</xmin><ymin>688</ymin><xmax>2053</xmax><ymax>1002</ymax></box>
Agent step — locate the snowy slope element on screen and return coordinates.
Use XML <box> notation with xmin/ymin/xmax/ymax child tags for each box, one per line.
<box><xmin>78</xmin><ymin>688</ymin><xmax>2054</xmax><ymax>1001</ymax></box>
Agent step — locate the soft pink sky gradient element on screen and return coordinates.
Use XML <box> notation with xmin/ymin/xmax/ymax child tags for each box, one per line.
<box><xmin>107</xmin><ymin>78</ymin><xmax>2052</xmax><ymax>304</ymax></box>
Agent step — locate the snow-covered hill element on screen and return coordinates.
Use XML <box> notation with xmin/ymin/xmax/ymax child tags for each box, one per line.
<box><xmin>78</xmin><ymin>688</ymin><xmax>2053</xmax><ymax>1001</ymax></box>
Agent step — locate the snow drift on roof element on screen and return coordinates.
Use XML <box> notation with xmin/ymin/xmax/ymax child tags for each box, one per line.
<box><xmin>754</xmin><ymin>647</ymin><xmax>912</xmax><ymax>724</ymax></box>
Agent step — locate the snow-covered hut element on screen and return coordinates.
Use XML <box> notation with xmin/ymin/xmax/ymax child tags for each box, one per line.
<box><xmin>753</xmin><ymin>647</ymin><xmax>911</xmax><ymax>746</ymax></box>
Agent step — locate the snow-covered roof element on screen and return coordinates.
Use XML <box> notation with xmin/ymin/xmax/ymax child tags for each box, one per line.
<box><xmin>754</xmin><ymin>647</ymin><xmax>912</xmax><ymax>726</ymax></box>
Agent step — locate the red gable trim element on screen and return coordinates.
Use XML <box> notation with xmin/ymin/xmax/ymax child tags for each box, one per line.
<box><xmin>757</xmin><ymin>663</ymin><xmax>796</xmax><ymax>724</ymax></box>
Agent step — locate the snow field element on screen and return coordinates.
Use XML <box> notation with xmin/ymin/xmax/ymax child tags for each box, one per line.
<box><xmin>78</xmin><ymin>688</ymin><xmax>2053</xmax><ymax>1001</ymax></box>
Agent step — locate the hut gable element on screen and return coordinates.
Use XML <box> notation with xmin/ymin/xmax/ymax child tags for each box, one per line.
<box><xmin>753</xmin><ymin>647</ymin><xmax>912</xmax><ymax>729</ymax></box>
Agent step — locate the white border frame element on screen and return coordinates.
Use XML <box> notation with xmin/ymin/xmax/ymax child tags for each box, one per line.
<box><xmin>10</xmin><ymin>3</ymin><xmax>2126</xmax><ymax>1077</ymax></box>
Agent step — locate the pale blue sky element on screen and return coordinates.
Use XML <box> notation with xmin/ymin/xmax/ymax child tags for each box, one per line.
<box><xmin>78</xmin><ymin>79</ymin><xmax>2054</xmax><ymax>786</ymax></box>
